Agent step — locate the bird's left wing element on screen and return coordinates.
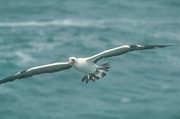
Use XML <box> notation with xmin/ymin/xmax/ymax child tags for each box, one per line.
<box><xmin>0</xmin><ymin>62</ymin><xmax>72</xmax><ymax>84</ymax></box>
<box><xmin>87</xmin><ymin>45</ymin><xmax>173</xmax><ymax>63</ymax></box>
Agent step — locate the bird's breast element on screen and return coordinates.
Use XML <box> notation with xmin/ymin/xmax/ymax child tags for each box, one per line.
<box><xmin>72</xmin><ymin>58</ymin><xmax>96</xmax><ymax>74</ymax></box>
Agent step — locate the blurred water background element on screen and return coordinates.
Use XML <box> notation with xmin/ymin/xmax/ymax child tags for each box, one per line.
<box><xmin>0</xmin><ymin>0</ymin><xmax>180</xmax><ymax>119</ymax></box>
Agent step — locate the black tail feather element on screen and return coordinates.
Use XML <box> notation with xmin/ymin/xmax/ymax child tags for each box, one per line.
<box><xmin>81</xmin><ymin>62</ymin><xmax>110</xmax><ymax>84</ymax></box>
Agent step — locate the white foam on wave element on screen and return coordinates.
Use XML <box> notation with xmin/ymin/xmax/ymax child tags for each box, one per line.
<box><xmin>0</xmin><ymin>19</ymin><xmax>105</xmax><ymax>28</ymax></box>
<box><xmin>13</xmin><ymin>51</ymin><xmax>36</xmax><ymax>65</ymax></box>
<box><xmin>117</xmin><ymin>18</ymin><xmax>180</xmax><ymax>25</ymax></box>
<box><xmin>0</xmin><ymin>18</ymin><xmax>178</xmax><ymax>28</ymax></box>
<box><xmin>121</xmin><ymin>97</ymin><xmax>131</xmax><ymax>103</ymax></box>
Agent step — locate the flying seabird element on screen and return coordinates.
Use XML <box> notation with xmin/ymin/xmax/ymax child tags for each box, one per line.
<box><xmin>0</xmin><ymin>45</ymin><xmax>172</xmax><ymax>84</ymax></box>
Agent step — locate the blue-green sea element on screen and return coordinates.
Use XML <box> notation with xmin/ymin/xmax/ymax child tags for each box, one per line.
<box><xmin>0</xmin><ymin>0</ymin><xmax>180</xmax><ymax>119</ymax></box>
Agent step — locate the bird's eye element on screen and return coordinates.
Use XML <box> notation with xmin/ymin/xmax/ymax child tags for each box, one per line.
<box><xmin>72</xmin><ymin>59</ymin><xmax>75</xmax><ymax>63</ymax></box>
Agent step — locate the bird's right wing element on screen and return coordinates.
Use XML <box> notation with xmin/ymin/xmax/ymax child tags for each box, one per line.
<box><xmin>0</xmin><ymin>62</ymin><xmax>72</xmax><ymax>84</ymax></box>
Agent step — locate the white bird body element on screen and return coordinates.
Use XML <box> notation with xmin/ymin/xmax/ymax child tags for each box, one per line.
<box><xmin>0</xmin><ymin>44</ymin><xmax>173</xmax><ymax>84</ymax></box>
<box><xmin>71</xmin><ymin>57</ymin><xmax>97</xmax><ymax>74</ymax></box>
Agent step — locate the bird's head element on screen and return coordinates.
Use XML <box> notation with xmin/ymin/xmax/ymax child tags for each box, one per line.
<box><xmin>68</xmin><ymin>57</ymin><xmax>77</xmax><ymax>65</ymax></box>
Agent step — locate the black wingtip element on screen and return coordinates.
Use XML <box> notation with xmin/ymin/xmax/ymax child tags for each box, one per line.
<box><xmin>157</xmin><ymin>45</ymin><xmax>174</xmax><ymax>48</ymax></box>
<box><xmin>130</xmin><ymin>45</ymin><xmax>173</xmax><ymax>48</ymax></box>
<box><xmin>0</xmin><ymin>76</ymin><xmax>14</xmax><ymax>84</ymax></box>
<box><xmin>128</xmin><ymin>45</ymin><xmax>174</xmax><ymax>51</ymax></box>
<box><xmin>0</xmin><ymin>70</ymin><xmax>28</xmax><ymax>84</ymax></box>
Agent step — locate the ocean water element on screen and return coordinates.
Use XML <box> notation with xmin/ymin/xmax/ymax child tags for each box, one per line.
<box><xmin>0</xmin><ymin>0</ymin><xmax>180</xmax><ymax>119</ymax></box>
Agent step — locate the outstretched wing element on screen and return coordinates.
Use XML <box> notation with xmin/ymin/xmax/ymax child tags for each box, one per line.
<box><xmin>0</xmin><ymin>62</ymin><xmax>72</xmax><ymax>84</ymax></box>
<box><xmin>87</xmin><ymin>45</ymin><xmax>173</xmax><ymax>63</ymax></box>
